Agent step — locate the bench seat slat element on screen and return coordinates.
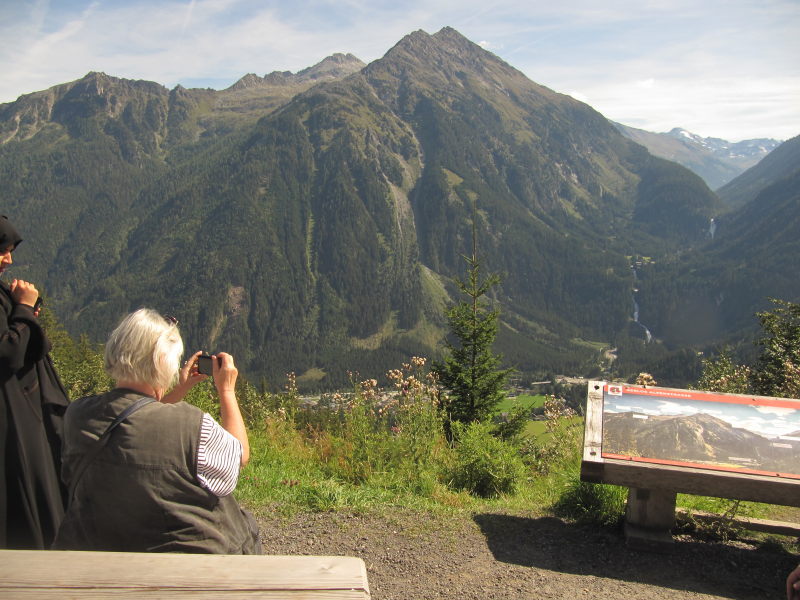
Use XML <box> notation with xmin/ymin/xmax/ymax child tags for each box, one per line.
<box><xmin>0</xmin><ymin>551</ymin><xmax>370</xmax><ymax>599</ymax></box>
<box><xmin>0</xmin><ymin>590</ymin><xmax>369</xmax><ymax>599</ymax></box>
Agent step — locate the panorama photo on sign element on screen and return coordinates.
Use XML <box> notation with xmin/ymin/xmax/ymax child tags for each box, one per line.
<box><xmin>601</xmin><ymin>385</ymin><xmax>800</xmax><ymax>479</ymax></box>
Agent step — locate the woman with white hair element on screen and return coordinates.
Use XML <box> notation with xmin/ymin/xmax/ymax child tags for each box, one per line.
<box><xmin>53</xmin><ymin>308</ymin><xmax>261</xmax><ymax>553</ymax></box>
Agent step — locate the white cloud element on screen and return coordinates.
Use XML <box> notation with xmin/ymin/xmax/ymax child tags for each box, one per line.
<box><xmin>181</xmin><ymin>0</ymin><xmax>197</xmax><ymax>33</ymax></box>
<box><xmin>754</xmin><ymin>405</ymin><xmax>797</xmax><ymax>416</ymax></box>
<box><xmin>1</xmin><ymin>0</ymin><xmax>797</xmax><ymax>140</ymax></box>
<box><xmin>656</xmin><ymin>401</ymin><xmax>698</xmax><ymax>416</ymax></box>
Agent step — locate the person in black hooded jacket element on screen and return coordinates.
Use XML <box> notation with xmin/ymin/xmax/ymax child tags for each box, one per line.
<box><xmin>0</xmin><ymin>215</ymin><xmax>69</xmax><ymax>548</ymax></box>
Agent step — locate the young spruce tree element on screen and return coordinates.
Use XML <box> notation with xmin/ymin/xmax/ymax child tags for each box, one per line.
<box><xmin>433</xmin><ymin>215</ymin><xmax>513</xmax><ymax>426</ymax></box>
<box><xmin>752</xmin><ymin>298</ymin><xmax>800</xmax><ymax>399</ymax></box>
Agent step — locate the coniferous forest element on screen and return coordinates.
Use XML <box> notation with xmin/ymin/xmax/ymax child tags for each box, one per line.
<box><xmin>1</xmin><ymin>27</ymin><xmax>799</xmax><ymax>391</ymax></box>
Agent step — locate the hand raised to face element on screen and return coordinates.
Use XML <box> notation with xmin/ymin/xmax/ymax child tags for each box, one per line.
<box><xmin>10</xmin><ymin>279</ymin><xmax>38</xmax><ymax>308</ymax></box>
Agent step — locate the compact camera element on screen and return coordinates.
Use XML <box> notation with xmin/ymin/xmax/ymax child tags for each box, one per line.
<box><xmin>196</xmin><ymin>354</ymin><xmax>217</xmax><ymax>376</ymax></box>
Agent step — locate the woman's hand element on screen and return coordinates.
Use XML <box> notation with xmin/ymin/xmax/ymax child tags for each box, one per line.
<box><xmin>212</xmin><ymin>352</ymin><xmax>238</xmax><ymax>395</ymax></box>
<box><xmin>788</xmin><ymin>564</ymin><xmax>800</xmax><ymax>600</ymax></box>
<box><xmin>10</xmin><ymin>279</ymin><xmax>39</xmax><ymax>308</ymax></box>
<box><xmin>161</xmin><ymin>350</ymin><xmax>208</xmax><ymax>404</ymax></box>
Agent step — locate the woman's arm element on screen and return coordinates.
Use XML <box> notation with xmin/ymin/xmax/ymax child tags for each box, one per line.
<box><xmin>162</xmin><ymin>350</ymin><xmax>208</xmax><ymax>404</ymax></box>
<box><xmin>213</xmin><ymin>352</ymin><xmax>249</xmax><ymax>466</ymax></box>
<box><xmin>0</xmin><ymin>280</ymin><xmax>45</xmax><ymax>372</ymax></box>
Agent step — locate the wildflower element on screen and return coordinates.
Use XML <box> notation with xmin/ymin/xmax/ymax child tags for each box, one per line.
<box><xmin>635</xmin><ymin>372</ymin><xmax>657</xmax><ymax>387</ymax></box>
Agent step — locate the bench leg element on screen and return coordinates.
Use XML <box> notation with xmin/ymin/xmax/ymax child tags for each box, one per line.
<box><xmin>624</xmin><ymin>487</ymin><xmax>676</xmax><ymax>551</ymax></box>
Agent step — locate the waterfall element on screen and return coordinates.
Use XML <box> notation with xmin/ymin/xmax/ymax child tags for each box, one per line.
<box><xmin>708</xmin><ymin>218</ymin><xmax>717</xmax><ymax>239</ymax></box>
<box><xmin>632</xmin><ymin>297</ymin><xmax>653</xmax><ymax>343</ymax></box>
<box><xmin>631</xmin><ymin>265</ymin><xmax>653</xmax><ymax>343</ymax></box>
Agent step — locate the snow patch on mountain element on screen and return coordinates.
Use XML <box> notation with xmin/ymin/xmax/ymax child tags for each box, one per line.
<box><xmin>667</xmin><ymin>127</ymin><xmax>780</xmax><ymax>161</ymax></box>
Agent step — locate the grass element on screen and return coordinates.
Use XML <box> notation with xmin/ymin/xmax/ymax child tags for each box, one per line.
<box><xmin>496</xmin><ymin>394</ymin><xmax>545</xmax><ymax>413</ymax></box>
<box><xmin>227</xmin><ymin>379</ymin><xmax>795</xmax><ymax>550</ymax></box>
<box><xmin>350</xmin><ymin>311</ymin><xmax>398</xmax><ymax>350</ymax></box>
<box><xmin>238</xmin><ymin>426</ymin><xmax>474</xmax><ymax>517</ymax></box>
<box><xmin>495</xmin><ymin>394</ymin><xmax>550</xmax><ymax>437</ymax></box>
<box><xmin>569</xmin><ymin>337</ymin><xmax>608</xmax><ymax>352</ymax></box>
<box><xmin>675</xmin><ymin>494</ymin><xmax>771</xmax><ymax>520</ymax></box>
<box><xmin>296</xmin><ymin>367</ymin><xmax>326</xmax><ymax>385</ymax></box>
<box><xmin>525</xmin><ymin>420</ymin><xmax>548</xmax><ymax>437</ymax></box>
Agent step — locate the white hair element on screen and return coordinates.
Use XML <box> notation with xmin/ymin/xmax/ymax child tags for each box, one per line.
<box><xmin>104</xmin><ymin>308</ymin><xmax>183</xmax><ymax>392</ymax></box>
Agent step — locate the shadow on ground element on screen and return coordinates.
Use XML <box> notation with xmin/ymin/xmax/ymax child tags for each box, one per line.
<box><xmin>474</xmin><ymin>513</ymin><xmax>797</xmax><ymax>600</ymax></box>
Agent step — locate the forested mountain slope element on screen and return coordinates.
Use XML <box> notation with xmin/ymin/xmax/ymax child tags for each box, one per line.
<box><xmin>0</xmin><ymin>28</ymin><xmax>758</xmax><ymax>389</ymax></box>
<box><xmin>635</xmin><ymin>134</ymin><xmax>800</xmax><ymax>350</ymax></box>
<box><xmin>716</xmin><ymin>134</ymin><xmax>800</xmax><ymax>209</ymax></box>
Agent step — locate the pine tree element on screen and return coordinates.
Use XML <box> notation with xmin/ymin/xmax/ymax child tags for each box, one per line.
<box><xmin>752</xmin><ymin>299</ymin><xmax>800</xmax><ymax>399</ymax></box>
<box><xmin>433</xmin><ymin>217</ymin><xmax>513</xmax><ymax>426</ymax></box>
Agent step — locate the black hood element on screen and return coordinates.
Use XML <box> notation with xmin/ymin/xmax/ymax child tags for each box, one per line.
<box><xmin>0</xmin><ymin>215</ymin><xmax>23</xmax><ymax>251</ymax></box>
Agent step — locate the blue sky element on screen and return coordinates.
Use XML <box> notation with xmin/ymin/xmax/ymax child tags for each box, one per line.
<box><xmin>1</xmin><ymin>0</ymin><xmax>798</xmax><ymax>141</ymax></box>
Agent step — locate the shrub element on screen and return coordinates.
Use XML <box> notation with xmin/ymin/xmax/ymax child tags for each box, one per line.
<box><xmin>303</xmin><ymin>359</ymin><xmax>450</xmax><ymax>493</ymax></box>
<box><xmin>694</xmin><ymin>349</ymin><xmax>752</xmax><ymax>394</ymax></box>
<box><xmin>448</xmin><ymin>420</ymin><xmax>526</xmax><ymax>498</ymax></box>
<box><xmin>552</xmin><ymin>468</ymin><xmax>627</xmax><ymax>527</ymax></box>
<box><xmin>183</xmin><ymin>379</ymin><xmax>220</xmax><ymax>418</ymax></box>
<box><xmin>753</xmin><ymin>299</ymin><xmax>800</xmax><ymax>399</ymax></box>
<box><xmin>492</xmin><ymin>404</ymin><xmax>530</xmax><ymax>441</ymax></box>
<box><xmin>519</xmin><ymin>395</ymin><xmax>581</xmax><ymax>475</ymax></box>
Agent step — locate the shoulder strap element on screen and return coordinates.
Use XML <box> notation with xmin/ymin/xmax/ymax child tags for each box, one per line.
<box><xmin>68</xmin><ymin>396</ymin><xmax>156</xmax><ymax>501</ymax></box>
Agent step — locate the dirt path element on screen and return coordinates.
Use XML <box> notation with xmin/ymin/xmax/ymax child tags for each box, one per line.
<box><xmin>257</xmin><ymin>509</ymin><xmax>797</xmax><ymax>599</ymax></box>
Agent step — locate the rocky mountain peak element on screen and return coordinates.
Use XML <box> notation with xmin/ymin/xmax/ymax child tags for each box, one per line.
<box><xmin>227</xmin><ymin>53</ymin><xmax>364</xmax><ymax>91</ymax></box>
<box><xmin>368</xmin><ymin>26</ymin><xmax>530</xmax><ymax>100</ymax></box>
<box><xmin>1</xmin><ymin>71</ymin><xmax>168</xmax><ymax>144</ymax></box>
<box><xmin>297</xmin><ymin>52</ymin><xmax>364</xmax><ymax>80</ymax></box>
<box><xmin>74</xmin><ymin>71</ymin><xmax>167</xmax><ymax>96</ymax></box>
<box><xmin>229</xmin><ymin>73</ymin><xmax>266</xmax><ymax>90</ymax></box>
<box><xmin>386</xmin><ymin>27</ymin><xmax>486</xmax><ymax>65</ymax></box>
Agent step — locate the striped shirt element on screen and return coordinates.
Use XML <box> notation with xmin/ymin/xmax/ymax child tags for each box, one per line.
<box><xmin>196</xmin><ymin>413</ymin><xmax>242</xmax><ymax>497</ymax></box>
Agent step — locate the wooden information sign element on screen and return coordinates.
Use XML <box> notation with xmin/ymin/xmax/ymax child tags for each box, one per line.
<box><xmin>581</xmin><ymin>381</ymin><xmax>800</xmax><ymax>547</ymax></box>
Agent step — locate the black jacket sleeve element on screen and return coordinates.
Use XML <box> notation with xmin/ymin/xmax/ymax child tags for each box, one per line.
<box><xmin>0</xmin><ymin>288</ymin><xmax>49</xmax><ymax>376</ymax></box>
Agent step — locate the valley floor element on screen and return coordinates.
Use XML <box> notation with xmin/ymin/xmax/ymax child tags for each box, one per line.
<box><xmin>255</xmin><ymin>508</ymin><xmax>796</xmax><ymax>599</ymax></box>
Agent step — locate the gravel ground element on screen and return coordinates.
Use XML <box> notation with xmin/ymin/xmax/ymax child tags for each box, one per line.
<box><xmin>257</xmin><ymin>509</ymin><xmax>798</xmax><ymax>600</ymax></box>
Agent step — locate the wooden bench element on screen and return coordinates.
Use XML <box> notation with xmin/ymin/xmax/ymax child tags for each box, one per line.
<box><xmin>0</xmin><ymin>550</ymin><xmax>371</xmax><ymax>598</ymax></box>
<box><xmin>580</xmin><ymin>380</ymin><xmax>800</xmax><ymax>549</ymax></box>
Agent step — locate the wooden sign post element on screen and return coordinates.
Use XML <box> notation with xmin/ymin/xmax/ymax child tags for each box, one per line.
<box><xmin>581</xmin><ymin>381</ymin><xmax>800</xmax><ymax>548</ymax></box>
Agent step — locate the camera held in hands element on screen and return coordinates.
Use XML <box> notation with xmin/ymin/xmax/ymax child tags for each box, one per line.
<box><xmin>196</xmin><ymin>354</ymin><xmax>217</xmax><ymax>376</ymax></box>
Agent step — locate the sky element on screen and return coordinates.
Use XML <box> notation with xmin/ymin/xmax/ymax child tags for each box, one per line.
<box><xmin>1</xmin><ymin>0</ymin><xmax>798</xmax><ymax>142</ymax></box>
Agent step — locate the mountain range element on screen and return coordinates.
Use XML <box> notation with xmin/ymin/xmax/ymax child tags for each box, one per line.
<box><xmin>635</xmin><ymin>132</ymin><xmax>800</xmax><ymax>350</ymax></box>
<box><xmin>0</xmin><ymin>27</ymin><xmax>797</xmax><ymax>390</ymax></box>
<box><xmin>603</xmin><ymin>411</ymin><xmax>798</xmax><ymax>473</ymax></box>
<box><xmin>614</xmin><ymin>123</ymin><xmax>780</xmax><ymax>191</ymax></box>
